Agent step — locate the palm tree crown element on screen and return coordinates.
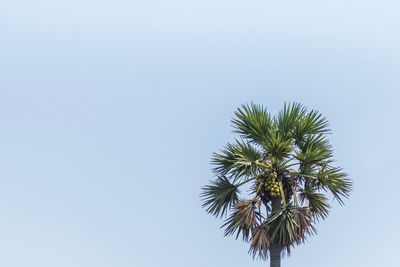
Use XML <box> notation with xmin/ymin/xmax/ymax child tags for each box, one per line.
<box><xmin>201</xmin><ymin>103</ymin><xmax>352</xmax><ymax>265</ymax></box>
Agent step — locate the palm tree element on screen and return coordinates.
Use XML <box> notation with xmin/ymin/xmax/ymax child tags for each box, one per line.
<box><xmin>201</xmin><ymin>103</ymin><xmax>352</xmax><ymax>267</ymax></box>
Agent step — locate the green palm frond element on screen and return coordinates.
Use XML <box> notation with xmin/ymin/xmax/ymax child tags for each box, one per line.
<box><xmin>266</xmin><ymin>206</ymin><xmax>316</xmax><ymax>254</ymax></box>
<box><xmin>315</xmin><ymin>167</ymin><xmax>352</xmax><ymax>205</ymax></box>
<box><xmin>299</xmin><ymin>187</ymin><xmax>331</xmax><ymax>220</ymax></box>
<box><xmin>222</xmin><ymin>199</ymin><xmax>261</xmax><ymax>241</ymax></box>
<box><xmin>201</xmin><ymin>176</ymin><xmax>239</xmax><ymax>218</ymax></box>
<box><xmin>297</xmin><ymin>133</ymin><xmax>331</xmax><ymax>154</ymax></box>
<box><xmin>293</xmin><ymin>109</ymin><xmax>330</xmax><ymax>142</ymax></box>
<box><xmin>276</xmin><ymin>102</ymin><xmax>307</xmax><ymax>139</ymax></box>
<box><xmin>249</xmin><ymin>224</ymin><xmax>270</xmax><ymax>260</ymax></box>
<box><xmin>264</xmin><ymin>130</ymin><xmax>294</xmax><ymax>160</ymax></box>
<box><xmin>295</xmin><ymin>137</ymin><xmax>332</xmax><ymax>166</ymax></box>
<box><xmin>212</xmin><ymin>140</ymin><xmax>262</xmax><ymax>179</ymax></box>
<box><xmin>231</xmin><ymin>103</ymin><xmax>272</xmax><ymax>146</ymax></box>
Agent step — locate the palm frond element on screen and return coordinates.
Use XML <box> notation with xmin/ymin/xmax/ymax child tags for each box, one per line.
<box><xmin>295</xmin><ymin>134</ymin><xmax>333</xmax><ymax>165</ymax></box>
<box><xmin>315</xmin><ymin>167</ymin><xmax>352</xmax><ymax>205</ymax></box>
<box><xmin>266</xmin><ymin>206</ymin><xmax>316</xmax><ymax>255</ymax></box>
<box><xmin>249</xmin><ymin>225</ymin><xmax>271</xmax><ymax>260</ymax></box>
<box><xmin>293</xmin><ymin>109</ymin><xmax>330</xmax><ymax>143</ymax></box>
<box><xmin>201</xmin><ymin>176</ymin><xmax>239</xmax><ymax>218</ymax></box>
<box><xmin>222</xmin><ymin>199</ymin><xmax>261</xmax><ymax>241</ymax></box>
<box><xmin>264</xmin><ymin>130</ymin><xmax>294</xmax><ymax>160</ymax></box>
<box><xmin>231</xmin><ymin>103</ymin><xmax>272</xmax><ymax>146</ymax></box>
<box><xmin>276</xmin><ymin>102</ymin><xmax>307</xmax><ymax>139</ymax></box>
<box><xmin>299</xmin><ymin>187</ymin><xmax>331</xmax><ymax>220</ymax></box>
<box><xmin>212</xmin><ymin>140</ymin><xmax>262</xmax><ymax>179</ymax></box>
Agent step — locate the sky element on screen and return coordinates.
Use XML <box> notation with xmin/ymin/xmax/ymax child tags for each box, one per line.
<box><xmin>0</xmin><ymin>0</ymin><xmax>399</xmax><ymax>266</ymax></box>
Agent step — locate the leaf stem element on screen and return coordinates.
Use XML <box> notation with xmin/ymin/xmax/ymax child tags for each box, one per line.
<box><xmin>278</xmin><ymin>181</ymin><xmax>287</xmax><ymax>208</ymax></box>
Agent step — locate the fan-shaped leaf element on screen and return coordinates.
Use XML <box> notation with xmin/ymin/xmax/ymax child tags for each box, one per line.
<box><xmin>222</xmin><ymin>199</ymin><xmax>261</xmax><ymax>241</ymax></box>
<box><xmin>212</xmin><ymin>140</ymin><xmax>262</xmax><ymax>179</ymax></box>
<box><xmin>299</xmin><ymin>187</ymin><xmax>331</xmax><ymax>220</ymax></box>
<box><xmin>266</xmin><ymin>206</ymin><xmax>316</xmax><ymax>255</ymax></box>
<box><xmin>231</xmin><ymin>103</ymin><xmax>272</xmax><ymax>146</ymax></box>
<box><xmin>201</xmin><ymin>176</ymin><xmax>239</xmax><ymax>218</ymax></box>
<box><xmin>249</xmin><ymin>225</ymin><xmax>271</xmax><ymax>260</ymax></box>
<box><xmin>316</xmin><ymin>167</ymin><xmax>352</xmax><ymax>205</ymax></box>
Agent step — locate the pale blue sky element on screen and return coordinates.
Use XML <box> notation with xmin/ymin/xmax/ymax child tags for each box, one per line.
<box><xmin>0</xmin><ymin>0</ymin><xmax>399</xmax><ymax>266</ymax></box>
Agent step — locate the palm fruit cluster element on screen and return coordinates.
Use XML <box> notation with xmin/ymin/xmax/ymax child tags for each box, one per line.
<box><xmin>265</xmin><ymin>171</ymin><xmax>281</xmax><ymax>198</ymax></box>
<box><xmin>256</xmin><ymin>170</ymin><xmax>281</xmax><ymax>199</ymax></box>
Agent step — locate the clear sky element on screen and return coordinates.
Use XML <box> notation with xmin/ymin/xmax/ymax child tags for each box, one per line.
<box><xmin>0</xmin><ymin>0</ymin><xmax>399</xmax><ymax>266</ymax></box>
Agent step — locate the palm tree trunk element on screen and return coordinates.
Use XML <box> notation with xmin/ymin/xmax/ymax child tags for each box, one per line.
<box><xmin>270</xmin><ymin>197</ymin><xmax>282</xmax><ymax>267</ymax></box>
<box><xmin>270</xmin><ymin>244</ymin><xmax>281</xmax><ymax>267</ymax></box>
